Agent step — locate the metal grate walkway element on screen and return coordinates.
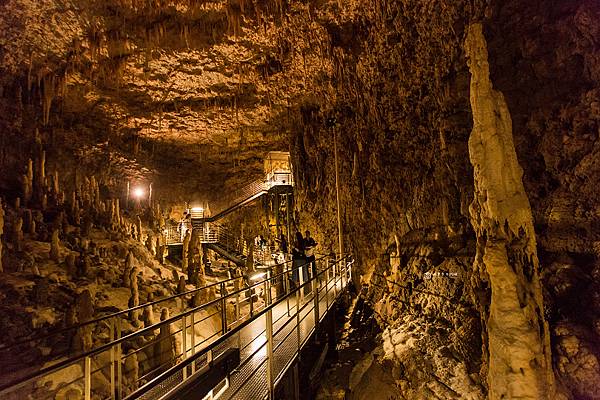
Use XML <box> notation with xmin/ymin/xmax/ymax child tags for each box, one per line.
<box><xmin>0</xmin><ymin>255</ymin><xmax>352</xmax><ymax>400</ymax></box>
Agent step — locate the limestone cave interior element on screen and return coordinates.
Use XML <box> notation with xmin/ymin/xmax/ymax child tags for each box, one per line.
<box><xmin>0</xmin><ymin>0</ymin><xmax>599</xmax><ymax>399</ymax></box>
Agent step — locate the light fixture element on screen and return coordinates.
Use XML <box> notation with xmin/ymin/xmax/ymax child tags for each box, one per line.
<box><xmin>191</xmin><ymin>207</ymin><xmax>204</xmax><ymax>212</ymax></box>
<box><xmin>249</xmin><ymin>272</ymin><xmax>266</xmax><ymax>282</ymax></box>
<box><xmin>132</xmin><ymin>187</ymin><xmax>145</xmax><ymax>199</ymax></box>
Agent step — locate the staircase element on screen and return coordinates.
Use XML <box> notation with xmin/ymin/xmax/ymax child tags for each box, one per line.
<box><xmin>202</xmin><ymin>222</ymin><xmax>247</xmax><ymax>267</ymax></box>
<box><xmin>203</xmin><ymin>178</ymin><xmax>268</xmax><ymax>222</ymax></box>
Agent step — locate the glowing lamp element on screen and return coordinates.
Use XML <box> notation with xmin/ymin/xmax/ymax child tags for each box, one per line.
<box><xmin>191</xmin><ymin>207</ymin><xmax>204</xmax><ymax>212</ymax></box>
<box><xmin>132</xmin><ymin>187</ymin><xmax>145</xmax><ymax>199</ymax></box>
<box><xmin>249</xmin><ymin>272</ymin><xmax>267</xmax><ymax>282</ymax></box>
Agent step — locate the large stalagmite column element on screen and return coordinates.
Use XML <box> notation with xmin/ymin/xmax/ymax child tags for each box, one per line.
<box><xmin>465</xmin><ymin>23</ymin><xmax>554</xmax><ymax>399</ymax></box>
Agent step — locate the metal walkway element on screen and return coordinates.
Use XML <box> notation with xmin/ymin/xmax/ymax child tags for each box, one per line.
<box><xmin>0</xmin><ymin>255</ymin><xmax>352</xmax><ymax>400</ymax></box>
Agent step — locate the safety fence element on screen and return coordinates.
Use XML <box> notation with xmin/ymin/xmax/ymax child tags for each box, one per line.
<box><xmin>0</xmin><ymin>255</ymin><xmax>353</xmax><ymax>400</ymax></box>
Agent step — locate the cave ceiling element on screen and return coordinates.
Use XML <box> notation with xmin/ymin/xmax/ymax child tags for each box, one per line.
<box><xmin>0</xmin><ymin>0</ymin><xmax>335</xmax><ymax>203</ymax></box>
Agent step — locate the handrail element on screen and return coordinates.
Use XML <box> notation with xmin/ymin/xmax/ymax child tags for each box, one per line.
<box><xmin>128</xmin><ymin>254</ymin><xmax>351</xmax><ymax>400</ymax></box>
<box><xmin>0</xmin><ymin>249</ymin><xmax>308</xmax><ymax>353</ymax></box>
<box><xmin>0</xmin><ymin>273</ymin><xmax>236</xmax><ymax>353</ymax></box>
<box><xmin>0</xmin><ymin>254</ymin><xmax>336</xmax><ymax>395</ymax></box>
<box><xmin>208</xmin><ymin>178</ymin><xmax>267</xmax><ymax>220</ymax></box>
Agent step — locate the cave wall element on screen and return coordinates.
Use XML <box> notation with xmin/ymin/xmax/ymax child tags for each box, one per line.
<box><xmin>281</xmin><ymin>0</ymin><xmax>600</xmax><ymax>398</ymax></box>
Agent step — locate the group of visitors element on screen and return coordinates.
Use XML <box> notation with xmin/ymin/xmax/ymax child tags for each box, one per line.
<box><xmin>251</xmin><ymin>229</ymin><xmax>318</xmax><ymax>288</ymax></box>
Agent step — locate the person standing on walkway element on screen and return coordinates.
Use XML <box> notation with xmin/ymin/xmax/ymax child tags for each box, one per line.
<box><xmin>278</xmin><ymin>233</ymin><xmax>288</xmax><ymax>254</ymax></box>
<box><xmin>291</xmin><ymin>231</ymin><xmax>305</xmax><ymax>287</ymax></box>
<box><xmin>304</xmin><ymin>230</ymin><xmax>317</xmax><ymax>279</ymax></box>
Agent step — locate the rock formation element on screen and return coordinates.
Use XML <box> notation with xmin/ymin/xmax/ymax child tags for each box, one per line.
<box><xmin>155</xmin><ymin>308</ymin><xmax>176</xmax><ymax>372</ymax></box>
<box><xmin>50</xmin><ymin>229</ymin><xmax>60</xmax><ymax>262</ymax></box>
<box><xmin>72</xmin><ymin>290</ymin><xmax>94</xmax><ymax>352</ymax></box>
<box><xmin>465</xmin><ymin>23</ymin><xmax>554</xmax><ymax>399</ymax></box>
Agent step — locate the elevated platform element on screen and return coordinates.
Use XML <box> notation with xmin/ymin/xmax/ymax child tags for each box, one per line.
<box><xmin>0</xmin><ymin>256</ymin><xmax>354</xmax><ymax>400</ymax></box>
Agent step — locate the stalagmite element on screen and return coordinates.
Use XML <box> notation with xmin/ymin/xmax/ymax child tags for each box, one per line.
<box><xmin>50</xmin><ymin>229</ymin><xmax>60</xmax><ymax>261</ymax></box>
<box><xmin>52</xmin><ymin>171</ymin><xmax>59</xmax><ymax>198</ymax></box>
<box><xmin>23</xmin><ymin>159</ymin><xmax>33</xmax><ymax>204</ymax></box>
<box><xmin>66</xmin><ymin>253</ymin><xmax>77</xmax><ymax>277</ymax></box>
<box><xmin>155</xmin><ymin>308</ymin><xmax>176</xmax><ymax>370</ymax></box>
<box><xmin>73</xmin><ymin>289</ymin><xmax>94</xmax><ymax>352</ymax></box>
<box><xmin>465</xmin><ymin>23</ymin><xmax>554</xmax><ymax>400</ymax></box>
<box><xmin>13</xmin><ymin>217</ymin><xmax>23</xmax><ymax>252</ymax></box>
<box><xmin>136</xmin><ymin>216</ymin><xmax>143</xmax><ymax>243</ymax></box>
<box><xmin>128</xmin><ymin>269</ymin><xmax>140</xmax><ymax>325</ymax></box>
<box><xmin>155</xmin><ymin>236</ymin><xmax>164</xmax><ymax>264</ymax></box>
<box><xmin>36</xmin><ymin>150</ymin><xmax>46</xmax><ymax>199</ymax></box>
<box><xmin>177</xmin><ymin>276</ymin><xmax>186</xmax><ymax>294</ymax></box>
<box><xmin>123</xmin><ymin>251</ymin><xmax>135</xmax><ymax>287</ymax></box>
<box><xmin>115</xmin><ymin>199</ymin><xmax>121</xmax><ymax>227</ymax></box>
<box><xmin>141</xmin><ymin>295</ymin><xmax>155</xmax><ymax>328</ymax></box>
<box><xmin>182</xmin><ymin>230</ymin><xmax>191</xmax><ymax>271</ymax></box>
<box><xmin>0</xmin><ymin>199</ymin><xmax>4</xmax><ymax>273</ymax></box>
<box><xmin>78</xmin><ymin>254</ymin><xmax>91</xmax><ymax>278</ymax></box>
<box><xmin>145</xmin><ymin>233</ymin><xmax>156</xmax><ymax>256</ymax></box>
<box><xmin>124</xmin><ymin>350</ymin><xmax>139</xmax><ymax>391</ymax></box>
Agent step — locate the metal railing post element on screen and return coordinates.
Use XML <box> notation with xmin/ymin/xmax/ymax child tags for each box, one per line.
<box><xmin>299</xmin><ymin>264</ymin><xmax>304</xmax><ymax>304</ymax></box>
<box><xmin>220</xmin><ymin>282</ymin><xmax>227</xmax><ymax>334</ymax></box>
<box><xmin>110</xmin><ymin>318</ymin><xmax>117</xmax><ymax>400</ymax></box>
<box><xmin>190</xmin><ymin>312</ymin><xmax>196</xmax><ymax>374</ymax></box>
<box><xmin>341</xmin><ymin>258</ymin><xmax>346</xmax><ymax>289</ymax></box>
<box><xmin>182</xmin><ymin>314</ymin><xmax>187</xmax><ymax>380</ymax></box>
<box><xmin>116</xmin><ymin>317</ymin><xmax>122</xmax><ymax>400</ymax></box>
<box><xmin>331</xmin><ymin>259</ymin><xmax>337</xmax><ymax>300</ymax></box>
<box><xmin>295</xmin><ymin>286</ymin><xmax>301</xmax><ymax>358</ymax></box>
<box><xmin>313</xmin><ymin>273</ymin><xmax>319</xmax><ymax>326</ymax></box>
<box><xmin>84</xmin><ymin>356</ymin><xmax>91</xmax><ymax>400</ymax></box>
<box><xmin>286</xmin><ymin>267</ymin><xmax>291</xmax><ymax>317</ymax></box>
<box><xmin>266</xmin><ymin>272</ymin><xmax>274</xmax><ymax>398</ymax></box>
<box><xmin>325</xmin><ymin>266</ymin><xmax>330</xmax><ymax>310</ymax></box>
<box><xmin>235</xmin><ymin>289</ymin><xmax>240</xmax><ymax>323</ymax></box>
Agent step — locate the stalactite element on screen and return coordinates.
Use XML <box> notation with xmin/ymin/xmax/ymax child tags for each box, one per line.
<box><xmin>40</xmin><ymin>73</ymin><xmax>56</xmax><ymax>126</ymax></box>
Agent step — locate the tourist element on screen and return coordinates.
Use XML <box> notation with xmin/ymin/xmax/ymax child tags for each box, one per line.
<box><xmin>304</xmin><ymin>230</ymin><xmax>317</xmax><ymax>279</ymax></box>
<box><xmin>291</xmin><ymin>231</ymin><xmax>305</xmax><ymax>287</ymax></box>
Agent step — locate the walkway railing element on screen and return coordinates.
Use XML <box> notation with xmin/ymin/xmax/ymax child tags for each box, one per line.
<box><xmin>207</xmin><ymin>178</ymin><xmax>267</xmax><ymax>220</ymax></box>
<box><xmin>0</xmin><ymin>255</ymin><xmax>353</xmax><ymax>400</ymax></box>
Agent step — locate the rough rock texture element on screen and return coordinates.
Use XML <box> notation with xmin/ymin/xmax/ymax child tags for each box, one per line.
<box><xmin>0</xmin><ymin>0</ymin><xmax>599</xmax><ymax>398</ymax></box>
<box><xmin>465</xmin><ymin>23</ymin><xmax>553</xmax><ymax>399</ymax></box>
